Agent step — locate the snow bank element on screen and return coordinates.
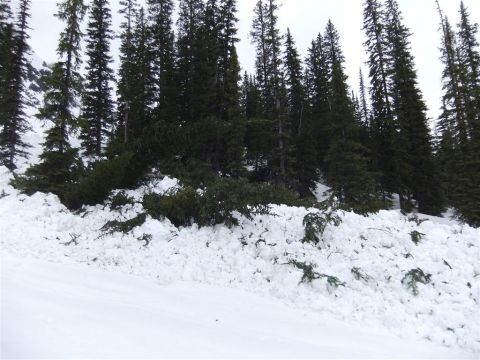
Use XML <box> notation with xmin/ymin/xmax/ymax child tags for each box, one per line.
<box><xmin>0</xmin><ymin>166</ymin><xmax>479</xmax><ymax>355</ymax></box>
<box><xmin>2</xmin><ymin>255</ymin><xmax>473</xmax><ymax>359</ymax></box>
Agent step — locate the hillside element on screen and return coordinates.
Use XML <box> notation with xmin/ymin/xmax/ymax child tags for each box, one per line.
<box><xmin>1</xmin><ymin>162</ymin><xmax>479</xmax><ymax>357</ymax></box>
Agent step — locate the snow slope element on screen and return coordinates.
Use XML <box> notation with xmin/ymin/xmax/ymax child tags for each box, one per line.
<box><xmin>1</xmin><ymin>255</ymin><xmax>474</xmax><ymax>359</ymax></box>
<box><xmin>1</xmin><ymin>166</ymin><xmax>479</xmax><ymax>357</ymax></box>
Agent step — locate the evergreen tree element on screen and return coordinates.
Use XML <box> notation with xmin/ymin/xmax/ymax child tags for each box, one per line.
<box><xmin>116</xmin><ymin>0</ymin><xmax>137</xmax><ymax>147</ymax></box>
<box><xmin>435</xmin><ymin>4</ymin><xmax>469</xmax><ymax>210</ymax></box>
<box><xmin>457</xmin><ymin>1</ymin><xmax>480</xmax><ymax>142</ymax></box>
<box><xmin>284</xmin><ymin>28</ymin><xmax>317</xmax><ymax>195</ymax></box>
<box><xmin>147</xmin><ymin>0</ymin><xmax>176</xmax><ymax>120</ymax></box>
<box><xmin>129</xmin><ymin>6</ymin><xmax>155</xmax><ymax>140</ymax></box>
<box><xmin>358</xmin><ymin>68</ymin><xmax>369</xmax><ymax>127</ymax></box>
<box><xmin>79</xmin><ymin>0</ymin><xmax>114</xmax><ymax>158</ymax></box>
<box><xmin>0</xmin><ymin>0</ymin><xmax>31</xmax><ymax>170</ymax></box>
<box><xmin>325</xmin><ymin>57</ymin><xmax>380</xmax><ymax>213</ymax></box>
<box><xmin>385</xmin><ymin>0</ymin><xmax>443</xmax><ymax>215</ymax></box>
<box><xmin>250</xmin><ymin>0</ymin><xmax>286</xmax><ymax>185</ymax></box>
<box><xmin>362</xmin><ymin>0</ymin><xmax>398</xmax><ymax>201</ymax></box>
<box><xmin>175</xmin><ymin>0</ymin><xmax>205</xmax><ymax>124</ymax></box>
<box><xmin>304</xmin><ymin>33</ymin><xmax>330</xmax><ymax>171</ymax></box>
<box><xmin>456</xmin><ymin>1</ymin><xmax>480</xmax><ymax>226</ymax></box>
<box><xmin>15</xmin><ymin>0</ymin><xmax>86</xmax><ymax>195</ymax></box>
<box><xmin>435</xmin><ymin>1</ymin><xmax>480</xmax><ymax>226</ymax></box>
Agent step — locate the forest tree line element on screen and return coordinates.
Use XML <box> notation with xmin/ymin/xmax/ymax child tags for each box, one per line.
<box><xmin>0</xmin><ymin>0</ymin><xmax>479</xmax><ymax>226</ymax></box>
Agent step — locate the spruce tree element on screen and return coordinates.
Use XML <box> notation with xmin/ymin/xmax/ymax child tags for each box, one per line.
<box><xmin>434</xmin><ymin>1</ymin><xmax>480</xmax><ymax>226</ymax></box>
<box><xmin>175</xmin><ymin>0</ymin><xmax>205</xmax><ymax>124</ymax></box>
<box><xmin>14</xmin><ymin>0</ymin><xmax>86</xmax><ymax>195</ymax></box>
<box><xmin>385</xmin><ymin>0</ymin><xmax>443</xmax><ymax>215</ymax></box>
<box><xmin>320</xmin><ymin>21</ymin><xmax>381</xmax><ymax>212</ymax></box>
<box><xmin>147</xmin><ymin>0</ymin><xmax>176</xmax><ymax>121</ymax></box>
<box><xmin>304</xmin><ymin>33</ymin><xmax>330</xmax><ymax>171</ymax></box>
<box><xmin>284</xmin><ymin>28</ymin><xmax>317</xmax><ymax>195</ymax></box>
<box><xmin>435</xmin><ymin>4</ymin><xmax>470</xmax><ymax>217</ymax></box>
<box><xmin>358</xmin><ymin>68</ymin><xmax>370</xmax><ymax>127</ymax></box>
<box><xmin>129</xmin><ymin>6</ymin><xmax>155</xmax><ymax>140</ymax></box>
<box><xmin>325</xmin><ymin>58</ymin><xmax>380</xmax><ymax>213</ymax></box>
<box><xmin>250</xmin><ymin>0</ymin><xmax>287</xmax><ymax>185</ymax></box>
<box><xmin>457</xmin><ymin>1</ymin><xmax>480</xmax><ymax>142</ymax></box>
<box><xmin>362</xmin><ymin>0</ymin><xmax>398</xmax><ymax>202</ymax></box>
<box><xmin>116</xmin><ymin>0</ymin><xmax>137</xmax><ymax>147</ymax></box>
<box><xmin>79</xmin><ymin>0</ymin><xmax>114</xmax><ymax>158</ymax></box>
<box><xmin>0</xmin><ymin>0</ymin><xmax>31</xmax><ymax>170</ymax></box>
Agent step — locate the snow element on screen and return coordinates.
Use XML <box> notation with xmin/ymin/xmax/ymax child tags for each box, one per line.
<box><xmin>1</xmin><ymin>255</ymin><xmax>474</xmax><ymax>359</ymax></box>
<box><xmin>1</xmin><ymin>165</ymin><xmax>479</xmax><ymax>357</ymax></box>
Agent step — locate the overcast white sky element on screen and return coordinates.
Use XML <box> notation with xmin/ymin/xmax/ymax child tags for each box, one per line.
<box><xmin>14</xmin><ymin>0</ymin><xmax>480</xmax><ymax>121</ymax></box>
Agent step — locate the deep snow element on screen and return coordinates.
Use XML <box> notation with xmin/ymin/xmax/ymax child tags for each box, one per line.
<box><xmin>1</xmin><ymin>165</ymin><xmax>479</xmax><ymax>357</ymax></box>
<box><xmin>1</xmin><ymin>255</ymin><xmax>475</xmax><ymax>359</ymax></box>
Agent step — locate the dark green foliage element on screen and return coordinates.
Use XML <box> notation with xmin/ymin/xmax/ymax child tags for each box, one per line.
<box><xmin>11</xmin><ymin>141</ymin><xmax>81</xmax><ymax>198</ymax></box>
<box><xmin>17</xmin><ymin>0</ymin><xmax>86</xmax><ymax>195</ymax></box>
<box><xmin>101</xmin><ymin>213</ymin><xmax>147</xmax><ymax>234</ymax></box>
<box><xmin>147</xmin><ymin>0</ymin><xmax>175</xmax><ymax>119</ymax></box>
<box><xmin>143</xmin><ymin>187</ymin><xmax>201</xmax><ymax>227</ymax></box>
<box><xmin>143</xmin><ymin>177</ymin><xmax>309</xmax><ymax>228</ymax></box>
<box><xmin>385</xmin><ymin>0</ymin><xmax>444</xmax><ymax>215</ymax></box>
<box><xmin>0</xmin><ymin>0</ymin><xmax>31</xmax><ymax>170</ymax></box>
<box><xmin>324</xmin><ymin>42</ymin><xmax>383</xmax><ymax>214</ymax></box>
<box><xmin>302</xmin><ymin>210</ymin><xmax>341</xmax><ymax>245</ymax></box>
<box><xmin>289</xmin><ymin>260</ymin><xmax>346</xmax><ymax>287</ymax></box>
<box><xmin>362</xmin><ymin>0</ymin><xmax>398</xmax><ymax>199</ymax></box>
<box><xmin>401</xmin><ymin>268</ymin><xmax>432</xmax><ymax>296</ymax></box>
<box><xmin>410</xmin><ymin>230</ymin><xmax>425</xmax><ymax>245</ymax></box>
<box><xmin>79</xmin><ymin>0</ymin><xmax>114</xmax><ymax>157</ymax></box>
<box><xmin>110</xmin><ymin>191</ymin><xmax>135</xmax><ymax>210</ymax></box>
<box><xmin>62</xmin><ymin>152</ymin><xmax>133</xmax><ymax>210</ymax></box>
<box><xmin>351</xmin><ymin>267</ymin><xmax>371</xmax><ymax>282</ymax></box>
<box><xmin>435</xmin><ymin>2</ymin><xmax>480</xmax><ymax>226</ymax></box>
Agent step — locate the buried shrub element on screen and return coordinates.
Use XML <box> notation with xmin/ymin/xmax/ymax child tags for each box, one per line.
<box><xmin>143</xmin><ymin>178</ymin><xmax>304</xmax><ymax>228</ymax></box>
<box><xmin>101</xmin><ymin>213</ymin><xmax>147</xmax><ymax>234</ymax></box>
<box><xmin>110</xmin><ymin>191</ymin><xmax>135</xmax><ymax>210</ymax></box>
<box><xmin>401</xmin><ymin>268</ymin><xmax>432</xmax><ymax>296</ymax></box>
<box><xmin>302</xmin><ymin>210</ymin><xmax>342</xmax><ymax>245</ymax></box>
<box><xmin>289</xmin><ymin>260</ymin><xmax>346</xmax><ymax>288</ymax></box>
<box><xmin>410</xmin><ymin>230</ymin><xmax>426</xmax><ymax>245</ymax></box>
<box><xmin>63</xmin><ymin>152</ymin><xmax>134</xmax><ymax>210</ymax></box>
<box><xmin>143</xmin><ymin>187</ymin><xmax>201</xmax><ymax>227</ymax></box>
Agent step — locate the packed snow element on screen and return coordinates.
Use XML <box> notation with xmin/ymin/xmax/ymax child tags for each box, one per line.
<box><xmin>1</xmin><ymin>165</ymin><xmax>479</xmax><ymax>357</ymax></box>
<box><xmin>2</xmin><ymin>255</ymin><xmax>474</xmax><ymax>359</ymax></box>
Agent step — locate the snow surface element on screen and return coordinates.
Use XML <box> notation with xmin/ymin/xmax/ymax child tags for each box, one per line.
<box><xmin>1</xmin><ymin>165</ymin><xmax>479</xmax><ymax>357</ymax></box>
<box><xmin>2</xmin><ymin>254</ymin><xmax>474</xmax><ymax>359</ymax></box>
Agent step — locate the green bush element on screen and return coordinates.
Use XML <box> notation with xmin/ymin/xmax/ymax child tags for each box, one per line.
<box><xmin>101</xmin><ymin>213</ymin><xmax>147</xmax><ymax>234</ymax></box>
<box><xmin>410</xmin><ymin>230</ymin><xmax>425</xmax><ymax>245</ymax></box>
<box><xmin>143</xmin><ymin>187</ymin><xmax>201</xmax><ymax>227</ymax></box>
<box><xmin>110</xmin><ymin>191</ymin><xmax>135</xmax><ymax>210</ymax></box>
<box><xmin>63</xmin><ymin>153</ymin><xmax>133</xmax><ymax>210</ymax></box>
<box><xmin>401</xmin><ymin>268</ymin><xmax>432</xmax><ymax>296</ymax></box>
<box><xmin>289</xmin><ymin>260</ymin><xmax>346</xmax><ymax>287</ymax></box>
<box><xmin>142</xmin><ymin>177</ymin><xmax>307</xmax><ymax>228</ymax></box>
<box><xmin>302</xmin><ymin>211</ymin><xmax>341</xmax><ymax>245</ymax></box>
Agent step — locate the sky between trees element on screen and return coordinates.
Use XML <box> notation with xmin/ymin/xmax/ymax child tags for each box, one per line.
<box><xmin>17</xmin><ymin>0</ymin><xmax>480</xmax><ymax>123</ymax></box>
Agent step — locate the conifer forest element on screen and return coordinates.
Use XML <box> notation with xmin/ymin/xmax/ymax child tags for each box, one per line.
<box><xmin>1</xmin><ymin>0</ymin><xmax>479</xmax><ymax>226</ymax></box>
<box><xmin>1</xmin><ymin>0</ymin><xmax>480</xmax><ymax>357</ymax></box>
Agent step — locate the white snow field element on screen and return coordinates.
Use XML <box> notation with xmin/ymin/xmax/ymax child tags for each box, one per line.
<box><xmin>1</xmin><ymin>163</ymin><xmax>479</xmax><ymax>358</ymax></box>
<box><xmin>1</xmin><ymin>255</ymin><xmax>474</xmax><ymax>359</ymax></box>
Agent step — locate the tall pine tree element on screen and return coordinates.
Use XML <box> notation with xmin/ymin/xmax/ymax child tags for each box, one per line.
<box><xmin>147</xmin><ymin>0</ymin><xmax>176</xmax><ymax>121</ymax></box>
<box><xmin>385</xmin><ymin>0</ymin><xmax>443</xmax><ymax>215</ymax></box>
<box><xmin>79</xmin><ymin>0</ymin><xmax>114</xmax><ymax>158</ymax></box>
<box><xmin>15</xmin><ymin>0</ymin><xmax>86</xmax><ymax>195</ymax></box>
<box><xmin>362</xmin><ymin>0</ymin><xmax>398</xmax><ymax>202</ymax></box>
<box><xmin>0</xmin><ymin>0</ymin><xmax>31</xmax><ymax>170</ymax></box>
